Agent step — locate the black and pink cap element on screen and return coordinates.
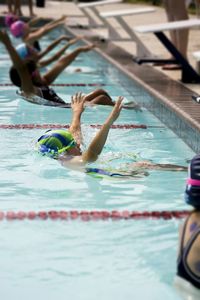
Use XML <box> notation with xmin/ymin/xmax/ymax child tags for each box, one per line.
<box><xmin>185</xmin><ymin>154</ymin><xmax>200</xmax><ymax>208</ymax></box>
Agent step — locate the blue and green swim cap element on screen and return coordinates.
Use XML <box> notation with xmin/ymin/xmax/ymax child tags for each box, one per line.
<box><xmin>36</xmin><ymin>129</ymin><xmax>76</xmax><ymax>158</ymax></box>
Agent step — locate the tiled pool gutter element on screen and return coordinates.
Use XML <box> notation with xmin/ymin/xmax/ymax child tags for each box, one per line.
<box><xmin>96</xmin><ymin>42</ymin><xmax>200</xmax><ymax>153</ymax></box>
<box><xmin>69</xmin><ymin>26</ymin><xmax>200</xmax><ymax>153</ymax></box>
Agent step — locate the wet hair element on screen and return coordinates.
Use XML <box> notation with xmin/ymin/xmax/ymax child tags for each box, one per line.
<box><xmin>9</xmin><ymin>60</ymin><xmax>37</xmax><ymax>87</ymax></box>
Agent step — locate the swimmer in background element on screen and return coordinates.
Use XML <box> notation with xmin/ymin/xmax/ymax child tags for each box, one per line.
<box><xmin>10</xmin><ymin>15</ymin><xmax>67</xmax><ymax>49</ymax></box>
<box><xmin>16</xmin><ymin>35</ymin><xmax>85</xmax><ymax>69</ymax></box>
<box><xmin>0</xmin><ymin>30</ymin><xmax>139</xmax><ymax>108</ymax></box>
<box><xmin>5</xmin><ymin>15</ymin><xmax>92</xmax><ymax>72</ymax></box>
<box><xmin>174</xmin><ymin>153</ymin><xmax>200</xmax><ymax>298</ymax></box>
<box><xmin>36</xmin><ymin>92</ymin><xmax>187</xmax><ymax>176</ymax></box>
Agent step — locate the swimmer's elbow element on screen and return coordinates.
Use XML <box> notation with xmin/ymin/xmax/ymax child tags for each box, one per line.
<box><xmin>82</xmin><ymin>151</ymin><xmax>98</xmax><ymax>163</ymax></box>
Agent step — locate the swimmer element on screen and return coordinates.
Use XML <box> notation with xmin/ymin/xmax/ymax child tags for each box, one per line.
<box><xmin>36</xmin><ymin>93</ymin><xmax>124</xmax><ymax>169</ymax></box>
<box><xmin>0</xmin><ymin>30</ymin><xmax>138</xmax><ymax>108</ymax></box>
<box><xmin>10</xmin><ymin>15</ymin><xmax>67</xmax><ymax>47</ymax></box>
<box><xmin>174</xmin><ymin>153</ymin><xmax>200</xmax><ymax>295</ymax></box>
<box><xmin>0</xmin><ymin>30</ymin><xmax>100</xmax><ymax>106</ymax></box>
<box><xmin>36</xmin><ymin>93</ymin><xmax>187</xmax><ymax>176</ymax></box>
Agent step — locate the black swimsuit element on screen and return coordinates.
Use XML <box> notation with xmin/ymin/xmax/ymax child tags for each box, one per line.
<box><xmin>38</xmin><ymin>86</ymin><xmax>67</xmax><ymax>105</ymax></box>
<box><xmin>177</xmin><ymin>214</ymin><xmax>200</xmax><ymax>289</ymax></box>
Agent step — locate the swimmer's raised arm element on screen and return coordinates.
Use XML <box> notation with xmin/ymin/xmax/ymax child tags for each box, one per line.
<box><xmin>69</xmin><ymin>92</ymin><xmax>86</xmax><ymax>146</ymax></box>
<box><xmin>37</xmin><ymin>35</ymin><xmax>75</xmax><ymax>60</ymax></box>
<box><xmin>0</xmin><ymin>30</ymin><xmax>35</xmax><ymax>95</ymax></box>
<box><xmin>38</xmin><ymin>37</ymin><xmax>83</xmax><ymax>68</ymax></box>
<box><xmin>25</xmin><ymin>16</ymin><xmax>66</xmax><ymax>44</ymax></box>
<box><xmin>82</xmin><ymin>97</ymin><xmax>123</xmax><ymax>163</ymax></box>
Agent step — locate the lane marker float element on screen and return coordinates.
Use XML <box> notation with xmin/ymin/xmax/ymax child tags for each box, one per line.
<box><xmin>0</xmin><ymin>83</ymin><xmax>106</xmax><ymax>87</ymax></box>
<box><xmin>0</xmin><ymin>124</ymin><xmax>164</xmax><ymax>130</ymax></box>
<box><xmin>0</xmin><ymin>210</ymin><xmax>190</xmax><ymax>221</ymax></box>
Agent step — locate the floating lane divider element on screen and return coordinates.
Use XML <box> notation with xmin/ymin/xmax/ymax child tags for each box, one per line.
<box><xmin>0</xmin><ymin>124</ymin><xmax>164</xmax><ymax>130</ymax></box>
<box><xmin>0</xmin><ymin>210</ymin><xmax>190</xmax><ymax>221</ymax></box>
<box><xmin>0</xmin><ymin>83</ymin><xmax>106</xmax><ymax>87</ymax></box>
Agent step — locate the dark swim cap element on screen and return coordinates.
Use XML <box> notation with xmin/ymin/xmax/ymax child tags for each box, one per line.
<box><xmin>36</xmin><ymin>129</ymin><xmax>76</xmax><ymax>158</ymax></box>
<box><xmin>9</xmin><ymin>60</ymin><xmax>37</xmax><ymax>87</ymax></box>
<box><xmin>185</xmin><ymin>154</ymin><xmax>200</xmax><ymax>208</ymax></box>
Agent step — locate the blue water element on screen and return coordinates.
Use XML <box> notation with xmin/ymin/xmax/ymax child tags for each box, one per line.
<box><xmin>0</xmin><ymin>30</ymin><xmax>195</xmax><ymax>299</ymax></box>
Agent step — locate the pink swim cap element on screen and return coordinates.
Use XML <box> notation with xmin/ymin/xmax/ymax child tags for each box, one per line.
<box><xmin>10</xmin><ymin>20</ymin><xmax>28</xmax><ymax>38</ymax></box>
<box><xmin>4</xmin><ymin>14</ymin><xmax>18</xmax><ymax>27</ymax></box>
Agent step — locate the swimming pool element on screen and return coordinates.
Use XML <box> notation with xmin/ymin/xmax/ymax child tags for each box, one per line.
<box><xmin>0</xmin><ymin>31</ymin><xmax>195</xmax><ymax>299</ymax></box>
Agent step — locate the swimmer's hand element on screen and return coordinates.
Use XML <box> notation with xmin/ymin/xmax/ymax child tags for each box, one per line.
<box><xmin>106</xmin><ymin>96</ymin><xmax>123</xmax><ymax>125</ymax></box>
<box><xmin>71</xmin><ymin>92</ymin><xmax>86</xmax><ymax>114</ymax></box>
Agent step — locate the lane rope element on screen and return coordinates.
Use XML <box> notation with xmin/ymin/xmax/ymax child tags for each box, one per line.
<box><xmin>0</xmin><ymin>124</ymin><xmax>164</xmax><ymax>129</ymax></box>
<box><xmin>0</xmin><ymin>83</ymin><xmax>106</xmax><ymax>87</ymax></box>
<box><xmin>0</xmin><ymin>210</ymin><xmax>190</xmax><ymax>221</ymax></box>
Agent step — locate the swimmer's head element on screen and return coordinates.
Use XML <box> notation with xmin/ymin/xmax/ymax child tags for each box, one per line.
<box><xmin>36</xmin><ymin>129</ymin><xmax>77</xmax><ymax>158</ymax></box>
<box><xmin>4</xmin><ymin>14</ymin><xmax>18</xmax><ymax>27</ymax></box>
<box><xmin>9</xmin><ymin>60</ymin><xmax>37</xmax><ymax>87</ymax></box>
<box><xmin>10</xmin><ymin>20</ymin><xmax>29</xmax><ymax>38</ymax></box>
<box><xmin>185</xmin><ymin>154</ymin><xmax>200</xmax><ymax>209</ymax></box>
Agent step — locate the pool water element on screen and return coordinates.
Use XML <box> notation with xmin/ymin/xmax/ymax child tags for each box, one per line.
<box><xmin>0</xmin><ymin>31</ymin><xmax>195</xmax><ymax>299</ymax></box>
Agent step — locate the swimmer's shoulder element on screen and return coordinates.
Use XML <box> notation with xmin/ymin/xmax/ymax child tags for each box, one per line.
<box><xmin>58</xmin><ymin>155</ymin><xmax>85</xmax><ymax>169</ymax></box>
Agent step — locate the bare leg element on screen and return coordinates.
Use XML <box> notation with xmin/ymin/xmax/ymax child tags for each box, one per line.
<box><xmin>43</xmin><ymin>44</ymin><xmax>95</xmax><ymax>85</ymax></box>
<box><xmin>14</xmin><ymin>0</ymin><xmax>23</xmax><ymax>16</ymax></box>
<box><xmin>130</xmin><ymin>161</ymin><xmax>187</xmax><ymax>171</ymax></box>
<box><xmin>163</xmin><ymin>0</ymin><xmax>189</xmax><ymax>58</ymax></box>
<box><xmin>7</xmin><ymin>0</ymin><xmax>14</xmax><ymax>13</ymax></box>
<box><xmin>28</xmin><ymin>0</ymin><xmax>35</xmax><ymax>17</ymax></box>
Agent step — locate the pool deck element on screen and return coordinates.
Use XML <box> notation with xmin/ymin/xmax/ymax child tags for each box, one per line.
<box><xmin>1</xmin><ymin>1</ymin><xmax>200</xmax><ymax>140</ymax></box>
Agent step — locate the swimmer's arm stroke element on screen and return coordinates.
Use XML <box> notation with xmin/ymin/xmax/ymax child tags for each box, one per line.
<box><xmin>25</xmin><ymin>16</ymin><xmax>67</xmax><ymax>44</ymax></box>
<box><xmin>37</xmin><ymin>35</ymin><xmax>73</xmax><ymax>60</ymax></box>
<box><xmin>0</xmin><ymin>30</ymin><xmax>35</xmax><ymax>96</ymax></box>
<box><xmin>82</xmin><ymin>97</ymin><xmax>123</xmax><ymax>163</ymax></box>
<box><xmin>68</xmin><ymin>92</ymin><xmax>86</xmax><ymax>146</ymax></box>
<box><xmin>38</xmin><ymin>37</ymin><xmax>82</xmax><ymax>68</ymax></box>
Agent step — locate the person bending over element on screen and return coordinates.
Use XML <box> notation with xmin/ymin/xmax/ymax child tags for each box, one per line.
<box><xmin>174</xmin><ymin>153</ymin><xmax>200</xmax><ymax>295</ymax></box>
